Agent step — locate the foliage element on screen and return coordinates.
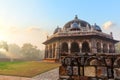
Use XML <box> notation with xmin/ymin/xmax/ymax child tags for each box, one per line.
<box><xmin>115</xmin><ymin>42</ymin><xmax>120</xmax><ymax>53</ymax></box>
<box><xmin>0</xmin><ymin>61</ymin><xmax>60</xmax><ymax>77</ymax></box>
<box><xmin>21</xmin><ymin>43</ymin><xmax>41</xmax><ymax>60</ymax></box>
<box><xmin>0</xmin><ymin>41</ymin><xmax>43</xmax><ymax>61</ymax></box>
<box><xmin>8</xmin><ymin>44</ymin><xmax>21</xmax><ymax>54</ymax></box>
<box><xmin>0</xmin><ymin>41</ymin><xmax>8</xmax><ymax>51</ymax></box>
<box><xmin>8</xmin><ymin>44</ymin><xmax>22</xmax><ymax>58</ymax></box>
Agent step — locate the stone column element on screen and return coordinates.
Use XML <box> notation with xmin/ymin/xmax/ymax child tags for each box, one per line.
<box><xmin>44</xmin><ymin>46</ymin><xmax>47</xmax><ymax>59</ymax></box>
<box><xmin>107</xmin><ymin>44</ymin><xmax>109</xmax><ymax>53</ymax></box>
<box><xmin>44</xmin><ymin>46</ymin><xmax>46</xmax><ymax>59</ymax></box>
<box><xmin>54</xmin><ymin>43</ymin><xmax>57</xmax><ymax>59</ymax></box>
<box><xmin>89</xmin><ymin>41</ymin><xmax>92</xmax><ymax>53</ymax></box>
<box><xmin>79</xmin><ymin>42</ymin><xmax>82</xmax><ymax>53</ymax></box>
<box><xmin>47</xmin><ymin>45</ymin><xmax>50</xmax><ymax>58</ymax></box>
<box><xmin>46</xmin><ymin>47</ymin><xmax>48</xmax><ymax>58</ymax></box>
<box><xmin>68</xmin><ymin>41</ymin><xmax>71</xmax><ymax>54</ymax></box>
<box><xmin>57</xmin><ymin>42</ymin><xmax>60</xmax><ymax>59</ymax></box>
<box><xmin>101</xmin><ymin>42</ymin><xmax>103</xmax><ymax>53</ymax></box>
<box><xmin>51</xmin><ymin>44</ymin><xmax>53</xmax><ymax>58</ymax></box>
<box><xmin>91</xmin><ymin>39</ymin><xmax>97</xmax><ymax>54</ymax></box>
<box><xmin>49</xmin><ymin>45</ymin><xmax>52</xmax><ymax>58</ymax></box>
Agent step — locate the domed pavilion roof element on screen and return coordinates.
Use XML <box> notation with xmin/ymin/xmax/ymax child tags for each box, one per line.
<box><xmin>63</xmin><ymin>15</ymin><xmax>91</xmax><ymax>29</ymax></box>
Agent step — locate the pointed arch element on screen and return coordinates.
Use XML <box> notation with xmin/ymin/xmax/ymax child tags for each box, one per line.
<box><xmin>85</xmin><ymin>57</ymin><xmax>102</xmax><ymax>66</ymax></box>
<box><xmin>82</xmin><ymin>41</ymin><xmax>90</xmax><ymax>53</ymax></box>
<box><xmin>71</xmin><ymin>42</ymin><xmax>79</xmax><ymax>53</ymax></box>
<box><xmin>61</xmin><ymin>42</ymin><xmax>68</xmax><ymax>53</ymax></box>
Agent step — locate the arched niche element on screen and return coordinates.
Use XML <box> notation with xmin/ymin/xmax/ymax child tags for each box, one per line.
<box><xmin>82</xmin><ymin>41</ymin><xmax>90</xmax><ymax>53</ymax></box>
<box><xmin>61</xmin><ymin>42</ymin><xmax>68</xmax><ymax>53</ymax></box>
<box><xmin>71</xmin><ymin>42</ymin><xmax>79</xmax><ymax>53</ymax></box>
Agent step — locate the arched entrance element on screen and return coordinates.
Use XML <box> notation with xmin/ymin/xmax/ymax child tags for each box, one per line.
<box><xmin>97</xmin><ymin>42</ymin><xmax>101</xmax><ymax>53</ymax></box>
<box><xmin>82</xmin><ymin>41</ymin><xmax>90</xmax><ymax>53</ymax></box>
<box><xmin>61</xmin><ymin>42</ymin><xmax>68</xmax><ymax>53</ymax></box>
<box><xmin>71</xmin><ymin>42</ymin><xmax>79</xmax><ymax>53</ymax></box>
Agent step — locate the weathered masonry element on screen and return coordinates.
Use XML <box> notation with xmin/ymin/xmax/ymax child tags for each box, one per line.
<box><xmin>59</xmin><ymin>53</ymin><xmax>120</xmax><ymax>80</ymax></box>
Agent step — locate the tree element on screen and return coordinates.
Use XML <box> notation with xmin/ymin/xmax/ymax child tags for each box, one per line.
<box><xmin>0</xmin><ymin>41</ymin><xmax>8</xmax><ymax>51</ymax></box>
<box><xmin>115</xmin><ymin>42</ymin><xmax>120</xmax><ymax>53</ymax></box>
<box><xmin>8</xmin><ymin>44</ymin><xmax>22</xmax><ymax>57</ymax></box>
<box><xmin>0</xmin><ymin>41</ymin><xmax>9</xmax><ymax>59</ymax></box>
<box><xmin>21</xmin><ymin>43</ymin><xmax>41</xmax><ymax>60</ymax></box>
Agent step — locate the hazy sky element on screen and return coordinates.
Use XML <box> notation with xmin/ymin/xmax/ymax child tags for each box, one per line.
<box><xmin>0</xmin><ymin>0</ymin><xmax>120</xmax><ymax>50</ymax></box>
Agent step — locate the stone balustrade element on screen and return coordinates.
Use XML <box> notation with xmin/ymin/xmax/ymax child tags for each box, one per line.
<box><xmin>46</xmin><ymin>31</ymin><xmax>113</xmax><ymax>41</ymax></box>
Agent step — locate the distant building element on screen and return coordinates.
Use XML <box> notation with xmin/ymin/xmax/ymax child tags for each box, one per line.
<box><xmin>43</xmin><ymin>15</ymin><xmax>119</xmax><ymax>62</ymax></box>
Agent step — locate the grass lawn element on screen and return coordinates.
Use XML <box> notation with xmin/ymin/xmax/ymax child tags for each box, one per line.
<box><xmin>0</xmin><ymin>61</ymin><xmax>60</xmax><ymax>77</ymax></box>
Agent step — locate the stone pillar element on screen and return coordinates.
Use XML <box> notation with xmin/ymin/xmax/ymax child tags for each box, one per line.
<box><xmin>46</xmin><ymin>47</ymin><xmax>48</xmax><ymax>58</ymax></box>
<box><xmin>51</xmin><ymin>44</ymin><xmax>53</xmax><ymax>58</ymax></box>
<box><xmin>107</xmin><ymin>44</ymin><xmax>109</xmax><ymax>53</ymax></box>
<box><xmin>47</xmin><ymin>45</ymin><xmax>50</xmax><ymax>58</ymax></box>
<box><xmin>89</xmin><ymin>42</ymin><xmax>92</xmax><ymax>53</ymax></box>
<box><xmin>54</xmin><ymin>43</ymin><xmax>59</xmax><ymax>59</ymax></box>
<box><xmin>91</xmin><ymin>39</ymin><xmax>97</xmax><ymax>54</ymax></box>
<box><xmin>68</xmin><ymin>41</ymin><xmax>71</xmax><ymax>54</ymax></box>
<box><xmin>101</xmin><ymin>42</ymin><xmax>103</xmax><ymax>53</ymax></box>
<box><xmin>79</xmin><ymin>42</ymin><xmax>82</xmax><ymax>53</ymax></box>
<box><xmin>50</xmin><ymin>45</ymin><xmax>52</xmax><ymax>58</ymax></box>
<box><xmin>53</xmin><ymin>44</ymin><xmax>56</xmax><ymax>59</ymax></box>
<box><xmin>44</xmin><ymin>46</ymin><xmax>46</xmax><ymax>59</ymax></box>
<box><xmin>54</xmin><ymin>43</ymin><xmax>57</xmax><ymax>59</ymax></box>
<box><xmin>45</xmin><ymin>46</ymin><xmax>48</xmax><ymax>59</ymax></box>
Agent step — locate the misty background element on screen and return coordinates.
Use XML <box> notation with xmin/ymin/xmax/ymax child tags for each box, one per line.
<box><xmin>0</xmin><ymin>41</ymin><xmax>44</xmax><ymax>61</ymax></box>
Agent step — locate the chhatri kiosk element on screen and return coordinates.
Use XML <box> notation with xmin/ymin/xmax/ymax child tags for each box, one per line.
<box><xmin>43</xmin><ymin>15</ymin><xmax>118</xmax><ymax>62</ymax></box>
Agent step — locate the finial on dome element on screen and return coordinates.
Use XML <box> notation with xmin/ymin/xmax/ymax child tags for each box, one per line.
<box><xmin>94</xmin><ymin>23</ymin><xmax>96</xmax><ymax>26</ymax></box>
<box><xmin>75</xmin><ymin>15</ymin><xmax>78</xmax><ymax>19</ymax></box>
<box><xmin>57</xmin><ymin>25</ymin><xmax>59</xmax><ymax>28</ymax></box>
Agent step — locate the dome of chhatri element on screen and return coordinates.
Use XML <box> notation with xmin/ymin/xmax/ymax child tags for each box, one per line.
<box><xmin>63</xmin><ymin>15</ymin><xmax>91</xmax><ymax>29</ymax></box>
<box><xmin>93</xmin><ymin>23</ymin><xmax>102</xmax><ymax>32</ymax></box>
<box><xmin>70</xmin><ymin>21</ymin><xmax>80</xmax><ymax>30</ymax></box>
<box><xmin>53</xmin><ymin>26</ymin><xmax>61</xmax><ymax>34</ymax></box>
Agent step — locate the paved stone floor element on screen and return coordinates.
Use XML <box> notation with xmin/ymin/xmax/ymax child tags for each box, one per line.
<box><xmin>32</xmin><ymin>68</ymin><xmax>59</xmax><ymax>80</ymax></box>
<box><xmin>0</xmin><ymin>68</ymin><xmax>59</xmax><ymax>80</ymax></box>
<box><xmin>0</xmin><ymin>75</ymin><xmax>31</xmax><ymax>80</ymax></box>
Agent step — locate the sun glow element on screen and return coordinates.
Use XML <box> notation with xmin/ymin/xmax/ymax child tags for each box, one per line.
<box><xmin>0</xmin><ymin>30</ymin><xmax>9</xmax><ymax>41</ymax></box>
<box><xmin>0</xmin><ymin>34</ymin><xmax>6</xmax><ymax>41</ymax></box>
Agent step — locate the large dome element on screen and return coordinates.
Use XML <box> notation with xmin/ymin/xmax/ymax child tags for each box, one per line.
<box><xmin>63</xmin><ymin>15</ymin><xmax>91</xmax><ymax>29</ymax></box>
<box><xmin>53</xmin><ymin>15</ymin><xmax>102</xmax><ymax>34</ymax></box>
